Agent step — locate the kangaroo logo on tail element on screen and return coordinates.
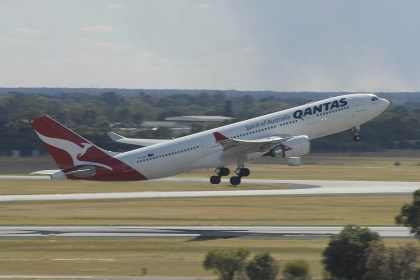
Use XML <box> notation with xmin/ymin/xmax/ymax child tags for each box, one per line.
<box><xmin>31</xmin><ymin>116</ymin><xmax>113</xmax><ymax>171</ymax></box>
<box><xmin>35</xmin><ymin>132</ymin><xmax>113</xmax><ymax>171</ymax></box>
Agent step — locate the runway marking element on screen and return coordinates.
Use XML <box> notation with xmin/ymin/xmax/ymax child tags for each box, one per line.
<box><xmin>0</xmin><ymin>176</ymin><xmax>419</xmax><ymax>202</ymax></box>
<box><xmin>0</xmin><ymin>226</ymin><xmax>412</xmax><ymax>239</ymax></box>
<box><xmin>52</xmin><ymin>259</ymin><xmax>114</xmax><ymax>262</ymax></box>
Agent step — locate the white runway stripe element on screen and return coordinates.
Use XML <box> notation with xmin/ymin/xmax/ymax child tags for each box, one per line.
<box><xmin>0</xmin><ymin>176</ymin><xmax>418</xmax><ymax>202</ymax></box>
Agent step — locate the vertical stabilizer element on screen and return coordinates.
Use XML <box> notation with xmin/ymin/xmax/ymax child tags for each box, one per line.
<box><xmin>31</xmin><ymin>116</ymin><xmax>110</xmax><ymax>170</ymax></box>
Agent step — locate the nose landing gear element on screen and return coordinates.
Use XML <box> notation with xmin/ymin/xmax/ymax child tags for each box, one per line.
<box><xmin>352</xmin><ymin>126</ymin><xmax>361</xmax><ymax>142</ymax></box>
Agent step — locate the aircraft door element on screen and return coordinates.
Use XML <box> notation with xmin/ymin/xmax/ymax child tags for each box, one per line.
<box><xmin>305</xmin><ymin>114</ymin><xmax>315</xmax><ymax>125</ymax></box>
<box><xmin>355</xmin><ymin>97</ymin><xmax>365</xmax><ymax>112</ymax></box>
<box><xmin>351</xmin><ymin>97</ymin><xmax>367</xmax><ymax>126</ymax></box>
<box><xmin>201</xmin><ymin>141</ymin><xmax>208</xmax><ymax>153</ymax></box>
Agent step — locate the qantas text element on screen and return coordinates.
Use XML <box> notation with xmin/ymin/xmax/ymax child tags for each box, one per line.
<box><xmin>293</xmin><ymin>98</ymin><xmax>348</xmax><ymax>119</ymax></box>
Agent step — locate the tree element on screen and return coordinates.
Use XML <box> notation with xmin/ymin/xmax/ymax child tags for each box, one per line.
<box><xmin>396</xmin><ymin>189</ymin><xmax>420</xmax><ymax>239</ymax></box>
<box><xmin>364</xmin><ymin>240</ymin><xmax>388</xmax><ymax>280</ymax></box>
<box><xmin>365</xmin><ymin>242</ymin><xmax>420</xmax><ymax>280</ymax></box>
<box><xmin>322</xmin><ymin>225</ymin><xmax>381</xmax><ymax>280</ymax></box>
<box><xmin>282</xmin><ymin>259</ymin><xmax>310</xmax><ymax>280</ymax></box>
<box><xmin>203</xmin><ymin>247</ymin><xmax>250</xmax><ymax>280</ymax></box>
<box><xmin>387</xmin><ymin>243</ymin><xmax>420</xmax><ymax>280</ymax></box>
<box><xmin>246</xmin><ymin>252</ymin><xmax>279</xmax><ymax>280</ymax></box>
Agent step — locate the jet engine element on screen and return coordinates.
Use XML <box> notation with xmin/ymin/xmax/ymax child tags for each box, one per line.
<box><xmin>268</xmin><ymin>135</ymin><xmax>310</xmax><ymax>158</ymax></box>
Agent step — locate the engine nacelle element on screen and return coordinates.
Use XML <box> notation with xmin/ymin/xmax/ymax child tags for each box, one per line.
<box><xmin>269</xmin><ymin>135</ymin><xmax>311</xmax><ymax>158</ymax></box>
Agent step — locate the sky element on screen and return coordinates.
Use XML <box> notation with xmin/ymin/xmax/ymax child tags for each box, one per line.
<box><xmin>1</xmin><ymin>0</ymin><xmax>420</xmax><ymax>91</ymax></box>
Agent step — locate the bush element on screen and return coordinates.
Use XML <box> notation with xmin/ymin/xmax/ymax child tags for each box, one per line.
<box><xmin>203</xmin><ymin>247</ymin><xmax>250</xmax><ymax>280</ymax></box>
<box><xmin>365</xmin><ymin>242</ymin><xmax>420</xmax><ymax>280</ymax></box>
<box><xmin>246</xmin><ymin>252</ymin><xmax>279</xmax><ymax>280</ymax></box>
<box><xmin>282</xmin><ymin>259</ymin><xmax>310</xmax><ymax>280</ymax></box>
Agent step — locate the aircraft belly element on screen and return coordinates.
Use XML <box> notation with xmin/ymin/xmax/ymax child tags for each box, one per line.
<box><xmin>190</xmin><ymin>150</ymin><xmax>227</xmax><ymax>170</ymax></box>
<box><xmin>138</xmin><ymin>163</ymin><xmax>182</xmax><ymax>179</ymax></box>
<box><xmin>131</xmin><ymin>150</ymin><xmax>212</xmax><ymax>179</ymax></box>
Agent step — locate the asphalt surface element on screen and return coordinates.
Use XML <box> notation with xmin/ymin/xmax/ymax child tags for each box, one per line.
<box><xmin>0</xmin><ymin>225</ymin><xmax>412</xmax><ymax>240</ymax></box>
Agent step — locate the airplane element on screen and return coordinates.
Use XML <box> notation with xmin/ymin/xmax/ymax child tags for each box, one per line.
<box><xmin>31</xmin><ymin>93</ymin><xmax>389</xmax><ymax>185</ymax></box>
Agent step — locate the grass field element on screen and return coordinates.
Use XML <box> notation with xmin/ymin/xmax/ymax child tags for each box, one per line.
<box><xmin>0</xmin><ymin>153</ymin><xmax>419</xmax><ymax>278</ymax></box>
<box><xmin>0</xmin><ymin>194</ymin><xmax>412</xmax><ymax>226</ymax></box>
<box><xmin>0</xmin><ymin>238</ymin><xmax>416</xmax><ymax>277</ymax></box>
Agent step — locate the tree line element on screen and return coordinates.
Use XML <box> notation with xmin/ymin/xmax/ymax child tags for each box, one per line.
<box><xmin>202</xmin><ymin>191</ymin><xmax>420</xmax><ymax>280</ymax></box>
<box><xmin>207</xmin><ymin>226</ymin><xmax>420</xmax><ymax>280</ymax></box>
<box><xmin>1</xmin><ymin>91</ymin><xmax>420</xmax><ymax>155</ymax></box>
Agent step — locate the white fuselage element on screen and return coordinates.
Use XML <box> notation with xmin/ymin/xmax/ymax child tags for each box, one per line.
<box><xmin>116</xmin><ymin>94</ymin><xmax>389</xmax><ymax>179</ymax></box>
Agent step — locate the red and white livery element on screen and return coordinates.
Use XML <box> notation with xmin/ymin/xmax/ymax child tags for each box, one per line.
<box><xmin>31</xmin><ymin>93</ymin><xmax>389</xmax><ymax>185</ymax></box>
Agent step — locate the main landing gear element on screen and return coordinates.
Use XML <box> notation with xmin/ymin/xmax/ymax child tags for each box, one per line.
<box><xmin>210</xmin><ymin>166</ymin><xmax>250</xmax><ymax>186</ymax></box>
<box><xmin>210</xmin><ymin>167</ymin><xmax>229</xmax><ymax>184</ymax></box>
<box><xmin>352</xmin><ymin>126</ymin><xmax>361</xmax><ymax>142</ymax></box>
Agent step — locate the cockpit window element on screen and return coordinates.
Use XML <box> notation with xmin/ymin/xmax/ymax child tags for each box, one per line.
<box><xmin>371</xmin><ymin>96</ymin><xmax>378</xmax><ymax>101</ymax></box>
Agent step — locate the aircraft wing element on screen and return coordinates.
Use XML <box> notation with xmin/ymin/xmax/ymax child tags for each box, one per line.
<box><xmin>213</xmin><ymin>132</ymin><xmax>311</xmax><ymax>160</ymax></box>
<box><xmin>213</xmin><ymin>132</ymin><xmax>287</xmax><ymax>158</ymax></box>
<box><xmin>107</xmin><ymin>132</ymin><xmax>169</xmax><ymax>146</ymax></box>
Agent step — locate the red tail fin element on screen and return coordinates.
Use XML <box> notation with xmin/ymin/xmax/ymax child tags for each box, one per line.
<box><xmin>31</xmin><ymin>116</ymin><xmax>110</xmax><ymax>170</ymax></box>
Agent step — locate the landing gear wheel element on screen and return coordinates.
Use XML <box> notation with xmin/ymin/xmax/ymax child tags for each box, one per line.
<box><xmin>235</xmin><ymin>167</ymin><xmax>250</xmax><ymax>177</ymax></box>
<box><xmin>352</xmin><ymin>126</ymin><xmax>361</xmax><ymax>142</ymax></box>
<box><xmin>230</xmin><ymin>176</ymin><xmax>241</xmax><ymax>186</ymax></box>
<box><xmin>216</xmin><ymin>167</ymin><xmax>230</xmax><ymax>177</ymax></box>
<box><xmin>210</xmin><ymin>175</ymin><xmax>221</xmax><ymax>184</ymax></box>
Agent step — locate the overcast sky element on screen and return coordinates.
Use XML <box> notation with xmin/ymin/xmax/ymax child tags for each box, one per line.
<box><xmin>1</xmin><ymin>0</ymin><xmax>420</xmax><ymax>91</ymax></box>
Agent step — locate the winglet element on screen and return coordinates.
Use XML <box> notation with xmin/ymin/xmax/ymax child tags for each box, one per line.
<box><xmin>213</xmin><ymin>132</ymin><xmax>229</xmax><ymax>142</ymax></box>
<box><xmin>107</xmin><ymin>132</ymin><xmax>125</xmax><ymax>141</ymax></box>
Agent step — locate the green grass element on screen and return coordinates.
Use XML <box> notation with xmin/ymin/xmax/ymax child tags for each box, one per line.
<box><xmin>0</xmin><ymin>194</ymin><xmax>411</xmax><ymax>226</ymax></box>
<box><xmin>0</xmin><ymin>153</ymin><xmax>419</xmax><ymax>278</ymax></box>
<box><xmin>0</xmin><ymin>238</ymin><xmax>415</xmax><ymax>277</ymax></box>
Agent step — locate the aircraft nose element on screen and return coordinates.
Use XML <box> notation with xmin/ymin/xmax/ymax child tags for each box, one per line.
<box><xmin>381</xmin><ymin>98</ymin><xmax>390</xmax><ymax>109</ymax></box>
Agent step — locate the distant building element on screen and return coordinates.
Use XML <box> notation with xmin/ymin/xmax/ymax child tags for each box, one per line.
<box><xmin>165</xmin><ymin>116</ymin><xmax>234</xmax><ymax>127</ymax></box>
<box><xmin>165</xmin><ymin>116</ymin><xmax>234</xmax><ymax>136</ymax></box>
<box><xmin>114</xmin><ymin>116</ymin><xmax>234</xmax><ymax>137</ymax></box>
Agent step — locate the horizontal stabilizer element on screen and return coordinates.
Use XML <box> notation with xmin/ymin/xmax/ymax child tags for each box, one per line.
<box><xmin>31</xmin><ymin>170</ymin><xmax>61</xmax><ymax>175</ymax></box>
<box><xmin>31</xmin><ymin>169</ymin><xmax>67</xmax><ymax>179</ymax></box>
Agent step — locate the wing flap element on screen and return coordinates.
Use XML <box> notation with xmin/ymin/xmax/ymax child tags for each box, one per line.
<box><xmin>213</xmin><ymin>132</ymin><xmax>286</xmax><ymax>156</ymax></box>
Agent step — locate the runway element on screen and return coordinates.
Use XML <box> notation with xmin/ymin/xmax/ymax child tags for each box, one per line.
<box><xmin>0</xmin><ymin>226</ymin><xmax>412</xmax><ymax>240</ymax></box>
<box><xmin>0</xmin><ymin>176</ymin><xmax>418</xmax><ymax>202</ymax></box>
